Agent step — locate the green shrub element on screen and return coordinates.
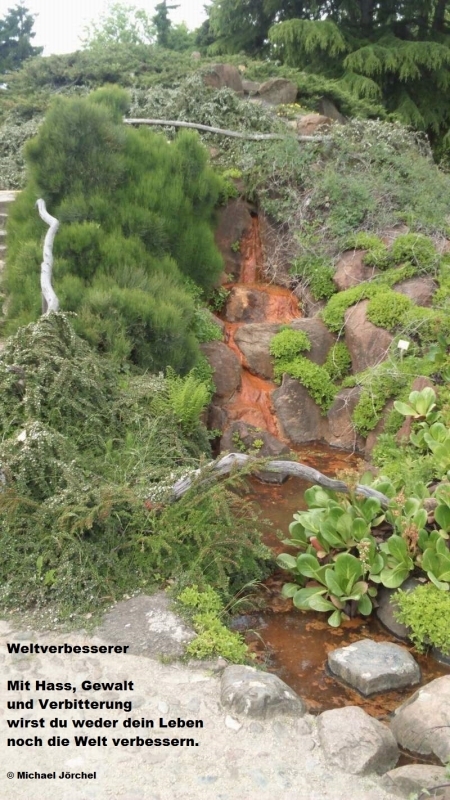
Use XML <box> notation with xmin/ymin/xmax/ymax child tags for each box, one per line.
<box><xmin>274</xmin><ymin>356</ymin><xmax>336</xmax><ymax>411</ymax></box>
<box><xmin>366</xmin><ymin>290</ymin><xmax>413</xmax><ymax>331</ymax></box>
<box><xmin>291</xmin><ymin>255</ymin><xmax>336</xmax><ymax>300</ymax></box>
<box><xmin>324</xmin><ymin>342</ymin><xmax>352</xmax><ymax>382</ymax></box>
<box><xmin>391</xmin><ymin>233</ymin><xmax>439</xmax><ymax>273</ymax></box>
<box><xmin>269</xmin><ymin>327</ymin><xmax>311</xmax><ymax>360</ymax></box>
<box><xmin>177</xmin><ymin>585</ymin><xmax>249</xmax><ymax>662</ymax></box>
<box><xmin>344</xmin><ymin>232</ymin><xmax>391</xmax><ymax>269</ymax></box>
<box><xmin>393</xmin><ymin>583</ymin><xmax>450</xmax><ymax>654</ymax></box>
<box><xmin>4</xmin><ymin>86</ymin><xmax>225</xmax><ymax>372</ymax></box>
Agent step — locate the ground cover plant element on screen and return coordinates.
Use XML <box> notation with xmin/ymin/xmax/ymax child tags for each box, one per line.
<box><xmin>0</xmin><ymin>313</ymin><xmax>272</xmax><ymax>625</ymax></box>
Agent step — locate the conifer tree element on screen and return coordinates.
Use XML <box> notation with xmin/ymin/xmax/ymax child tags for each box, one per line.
<box><xmin>0</xmin><ymin>2</ymin><xmax>42</xmax><ymax>72</ymax></box>
<box><xmin>5</xmin><ymin>86</ymin><xmax>224</xmax><ymax>373</ymax></box>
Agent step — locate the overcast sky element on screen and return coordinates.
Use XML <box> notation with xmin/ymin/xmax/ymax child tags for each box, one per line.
<box><xmin>0</xmin><ymin>0</ymin><xmax>208</xmax><ymax>55</ymax></box>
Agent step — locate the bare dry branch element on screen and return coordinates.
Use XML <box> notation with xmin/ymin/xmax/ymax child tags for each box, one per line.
<box><xmin>123</xmin><ymin>118</ymin><xmax>330</xmax><ymax>143</ymax></box>
<box><xmin>36</xmin><ymin>199</ymin><xmax>60</xmax><ymax>314</ymax></box>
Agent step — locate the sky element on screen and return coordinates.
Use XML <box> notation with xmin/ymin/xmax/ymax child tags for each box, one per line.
<box><xmin>0</xmin><ymin>0</ymin><xmax>208</xmax><ymax>55</ymax></box>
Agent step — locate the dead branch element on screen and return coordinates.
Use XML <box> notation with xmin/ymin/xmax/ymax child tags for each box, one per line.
<box><xmin>124</xmin><ymin>118</ymin><xmax>330</xmax><ymax>143</ymax></box>
<box><xmin>36</xmin><ymin>199</ymin><xmax>59</xmax><ymax>314</ymax></box>
<box><xmin>169</xmin><ymin>453</ymin><xmax>390</xmax><ymax>506</ymax></box>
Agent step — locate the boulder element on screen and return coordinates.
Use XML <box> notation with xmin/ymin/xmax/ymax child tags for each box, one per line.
<box><xmin>333</xmin><ymin>250</ymin><xmax>378</xmax><ymax>291</ymax></box>
<box><xmin>327</xmin><ymin>639</ymin><xmax>421</xmax><ymax>696</ymax></box>
<box><xmin>272</xmin><ymin>374</ymin><xmax>328</xmax><ymax>444</ymax></box>
<box><xmin>242</xmin><ymin>79</ymin><xmax>260</xmax><ymax>95</ymax></box>
<box><xmin>200</xmin><ymin>341</ymin><xmax>241</xmax><ymax>401</ymax></box>
<box><xmin>207</xmin><ymin>404</ymin><xmax>228</xmax><ymax>433</ymax></box>
<box><xmin>375</xmin><ymin>578</ymin><xmax>421</xmax><ymax>641</ymax></box>
<box><xmin>390</xmin><ymin>676</ymin><xmax>450</xmax><ymax>764</ymax></box>
<box><xmin>394</xmin><ymin>277</ymin><xmax>437</xmax><ymax>307</ymax></box>
<box><xmin>345</xmin><ymin>300</ymin><xmax>394</xmax><ymax>373</ymax></box>
<box><xmin>258</xmin><ymin>77</ymin><xmax>297</xmax><ymax>105</ymax></box>
<box><xmin>225</xmin><ymin>286</ymin><xmax>269</xmax><ymax>323</ymax></box>
<box><xmin>317</xmin><ymin>706</ymin><xmax>399</xmax><ymax>775</ymax></box>
<box><xmin>318</xmin><ymin>98</ymin><xmax>347</xmax><ymax>124</ymax></box>
<box><xmin>296</xmin><ymin>113</ymin><xmax>332</xmax><ymax>136</ymax></box>
<box><xmin>326</xmin><ymin>387</ymin><xmax>365</xmax><ymax>451</ymax></box>
<box><xmin>382</xmin><ymin>765</ymin><xmax>450</xmax><ymax>799</ymax></box>
<box><xmin>214</xmin><ymin>199</ymin><xmax>254</xmax><ymax>280</ymax></box>
<box><xmin>220</xmin><ymin>664</ymin><xmax>306</xmax><ymax>719</ymax></box>
<box><xmin>234</xmin><ymin>318</ymin><xmax>335</xmax><ymax>380</ymax></box>
<box><xmin>220</xmin><ymin>421</ymin><xmax>290</xmax><ymax>483</ymax></box>
<box><xmin>203</xmin><ymin>63</ymin><xmax>244</xmax><ymax>94</ymax></box>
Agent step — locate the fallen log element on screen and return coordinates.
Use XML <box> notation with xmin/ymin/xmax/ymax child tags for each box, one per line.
<box><xmin>169</xmin><ymin>452</ymin><xmax>390</xmax><ymax>507</ymax></box>
<box><xmin>124</xmin><ymin>118</ymin><xmax>330</xmax><ymax>143</ymax></box>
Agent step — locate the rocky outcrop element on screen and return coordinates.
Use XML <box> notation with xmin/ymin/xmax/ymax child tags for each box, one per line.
<box><xmin>345</xmin><ymin>300</ymin><xmax>394</xmax><ymax>373</ymax></box>
<box><xmin>294</xmin><ymin>284</ymin><xmax>326</xmax><ymax>317</ymax></box>
<box><xmin>200</xmin><ymin>341</ymin><xmax>241</xmax><ymax>401</ymax></box>
<box><xmin>317</xmin><ymin>706</ymin><xmax>399</xmax><ymax>775</ymax></box>
<box><xmin>220</xmin><ymin>664</ymin><xmax>306</xmax><ymax>718</ymax></box>
<box><xmin>390</xmin><ymin>676</ymin><xmax>450</xmax><ymax>764</ymax></box>
<box><xmin>394</xmin><ymin>276</ymin><xmax>437</xmax><ymax>307</ymax></box>
<box><xmin>258</xmin><ymin>78</ymin><xmax>297</xmax><ymax>105</ymax></box>
<box><xmin>272</xmin><ymin>375</ymin><xmax>328</xmax><ymax>444</ymax></box>
<box><xmin>203</xmin><ymin>63</ymin><xmax>244</xmax><ymax>95</ymax></box>
<box><xmin>234</xmin><ymin>318</ymin><xmax>335</xmax><ymax>380</ymax></box>
<box><xmin>327</xmin><ymin>639</ymin><xmax>421</xmax><ymax>696</ymax></box>
<box><xmin>296</xmin><ymin>113</ymin><xmax>332</xmax><ymax>135</ymax></box>
<box><xmin>333</xmin><ymin>250</ymin><xmax>378</xmax><ymax>291</ymax></box>
<box><xmin>326</xmin><ymin>387</ymin><xmax>365</xmax><ymax>450</ymax></box>
<box><xmin>242</xmin><ymin>79</ymin><xmax>260</xmax><ymax>95</ymax></box>
<box><xmin>318</xmin><ymin>97</ymin><xmax>347</xmax><ymax>124</ymax></box>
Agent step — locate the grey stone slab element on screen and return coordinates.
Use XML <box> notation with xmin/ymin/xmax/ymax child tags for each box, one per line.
<box><xmin>328</xmin><ymin>638</ymin><xmax>421</xmax><ymax>696</ymax></box>
<box><xmin>220</xmin><ymin>664</ymin><xmax>306</xmax><ymax>719</ymax></box>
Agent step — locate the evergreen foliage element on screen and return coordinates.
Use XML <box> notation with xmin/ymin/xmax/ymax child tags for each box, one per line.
<box><xmin>0</xmin><ymin>2</ymin><xmax>42</xmax><ymax>72</ymax></box>
<box><xmin>4</xmin><ymin>86</ymin><xmax>225</xmax><ymax>372</ymax></box>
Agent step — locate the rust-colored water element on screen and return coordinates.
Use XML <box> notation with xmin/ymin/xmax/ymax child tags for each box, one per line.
<box><xmin>225</xmin><ymin>371</ymin><xmax>280</xmax><ymax>436</ymax></box>
<box><xmin>239</xmin><ymin>215</ymin><xmax>263</xmax><ymax>284</ymax></box>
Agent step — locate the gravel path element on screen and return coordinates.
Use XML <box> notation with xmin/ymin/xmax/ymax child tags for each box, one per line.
<box><xmin>0</xmin><ymin>619</ymin><xmax>402</xmax><ymax>800</ymax></box>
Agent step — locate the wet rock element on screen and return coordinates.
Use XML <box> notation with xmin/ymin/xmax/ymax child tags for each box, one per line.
<box><xmin>345</xmin><ymin>300</ymin><xmax>394</xmax><ymax>373</ymax></box>
<box><xmin>272</xmin><ymin>374</ymin><xmax>328</xmax><ymax>444</ymax></box>
<box><xmin>327</xmin><ymin>639</ymin><xmax>421</xmax><ymax>696</ymax></box>
<box><xmin>200</xmin><ymin>341</ymin><xmax>241</xmax><ymax>401</ymax></box>
<box><xmin>220</xmin><ymin>664</ymin><xmax>306</xmax><ymax>719</ymax></box>
<box><xmin>317</xmin><ymin>706</ymin><xmax>399</xmax><ymax>775</ymax></box>
<box><xmin>390</xmin><ymin>676</ymin><xmax>450</xmax><ymax>764</ymax></box>
<box><xmin>326</xmin><ymin>387</ymin><xmax>365</xmax><ymax>451</ymax></box>
<box><xmin>234</xmin><ymin>318</ymin><xmax>334</xmax><ymax>380</ymax></box>
<box><xmin>334</xmin><ymin>250</ymin><xmax>378</xmax><ymax>291</ymax></box>
<box><xmin>203</xmin><ymin>63</ymin><xmax>244</xmax><ymax>95</ymax></box>
<box><xmin>225</xmin><ymin>286</ymin><xmax>269</xmax><ymax>323</ymax></box>
<box><xmin>95</xmin><ymin>594</ymin><xmax>196</xmax><ymax>659</ymax></box>
<box><xmin>381</xmin><ymin>764</ymin><xmax>450</xmax><ymax>798</ymax></box>
<box><xmin>296</xmin><ymin>113</ymin><xmax>332</xmax><ymax>135</ymax></box>
<box><xmin>220</xmin><ymin>420</ymin><xmax>290</xmax><ymax>483</ymax></box>
<box><xmin>258</xmin><ymin>78</ymin><xmax>297</xmax><ymax>105</ymax></box>
<box><xmin>375</xmin><ymin>578</ymin><xmax>421</xmax><ymax>641</ymax></box>
<box><xmin>394</xmin><ymin>277</ymin><xmax>437</xmax><ymax>307</ymax></box>
<box><xmin>214</xmin><ymin>199</ymin><xmax>254</xmax><ymax>280</ymax></box>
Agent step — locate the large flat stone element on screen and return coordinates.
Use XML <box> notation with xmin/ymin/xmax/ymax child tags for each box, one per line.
<box><xmin>328</xmin><ymin>639</ymin><xmax>421</xmax><ymax>696</ymax></box>
<box><xmin>345</xmin><ymin>300</ymin><xmax>394</xmax><ymax>373</ymax></box>
<box><xmin>382</xmin><ymin>764</ymin><xmax>450</xmax><ymax>798</ymax></box>
<box><xmin>272</xmin><ymin>374</ymin><xmax>328</xmax><ymax>444</ymax></box>
<box><xmin>95</xmin><ymin>593</ymin><xmax>196</xmax><ymax>659</ymax></box>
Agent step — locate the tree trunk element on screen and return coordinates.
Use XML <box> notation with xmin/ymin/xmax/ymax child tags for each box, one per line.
<box><xmin>433</xmin><ymin>0</ymin><xmax>449</xmax><ymax>32</ymax></box>
<box><xmin>123</xmin><ymin>118</ymin><xmax>330</xmax><ymax>142</ymax></box>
